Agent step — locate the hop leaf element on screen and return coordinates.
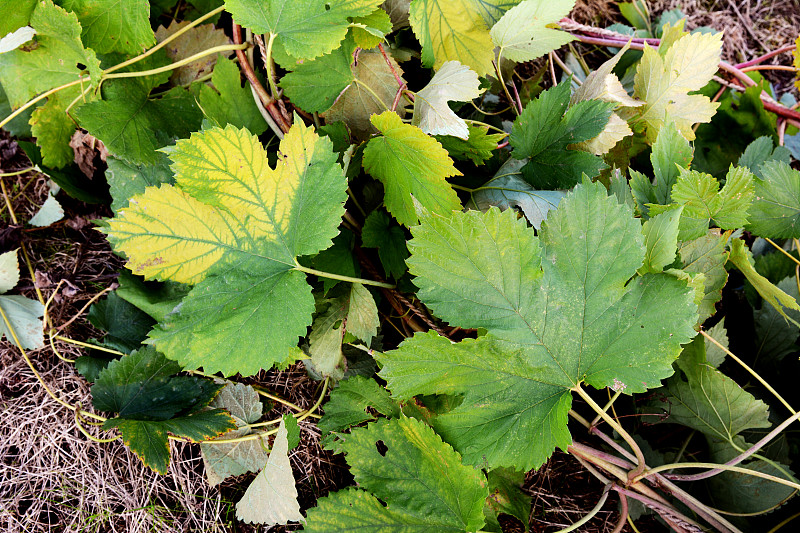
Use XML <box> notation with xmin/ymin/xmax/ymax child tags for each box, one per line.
<box><xmin>224</xmin><ymin>0</ymin><xmax>382</xmax><ymax>60</ymax></box>
<box><xmin>490</xmin><ymin>0</ymin><xmax>575</xmax><ymax>63</ymax></box>
<box><xmin>61</xmin><ymin>0</ymin><xmax>155</xmax><ymax>54</ymax></box>
<box><xmin>633</xmin><ymin>23</ymin><xmax>722</xmax><ymax>141</ymax></box>
<box><xmin>379</xmin><ymin>181</ymin><xmax>698</xmax><ymax>470</ymax></box>
<box><xmin>105</xmin><ymin>121</ymin><xmax>348</xmax><ymax>376</ymax></box>
<box><xmin>364</xmin><ymin>111</ymin><xmax>462</xmax><ymax>226</ymax></box>
<box><xmin>412</xmin><ymin>60</ymin><xmax>483</xmax><ymax>139</ymax></box>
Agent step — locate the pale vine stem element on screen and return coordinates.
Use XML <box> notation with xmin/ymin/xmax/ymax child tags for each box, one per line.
<box><xmin>493</xmin><ymin>56</ymin><xmax>520</xmax><ymax>115</ymax></box>
<box><xmin>701</xmin><ymin>330</ymin><xmax>796</xmax><ymax>415</ymax></box>
<box><xmin>573</xmin><ymin>383</ymin><xmax>647</xmax><ymax>480</ymax></box>
<box><xmin>0</xmin><ymin>167</ymin><xmax>36</xmax><ymax>177</ymax></box>
<box><xmin>293</xmin><ymin>260</ymin><xmax>395</xmax><ymax>289</ymax></box>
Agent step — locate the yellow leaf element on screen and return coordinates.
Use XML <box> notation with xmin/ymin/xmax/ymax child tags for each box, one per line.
<box><xmin>633</xmin><ymin>30</ymin><xmax>722</xmax><ymax>141</ymax></box>
<box><xmin>572</xmin><ymin>113</ymin><xmax>632</xmax><ymax>155</ymax></box>
<box><xmin>409</xmin><ymin>0</ymin><xmax>495</xmax><ymax>76</ymax></box>
<box><xmin>110</xmin><ymin>185</ymin><xmax>238</xmax><ymax>284</ymax></box>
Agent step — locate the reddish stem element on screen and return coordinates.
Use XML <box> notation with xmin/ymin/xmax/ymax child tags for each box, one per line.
<box><xmin>377</xmin><ymin>43</ymin><xmax>404</xmax><ymax>88</ymax></box>
<box><xmin>231</xmin><ymin>23</ymin><xmax>290</xmax><ymax>133</ymax></box>
<box><xmin>734</xmin><ymin>43</ymin><xmax>797</xmax><ymax>69</ymax></box>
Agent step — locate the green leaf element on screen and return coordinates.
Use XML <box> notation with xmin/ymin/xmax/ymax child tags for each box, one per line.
<box><xmin>350</xmin><ymin>7</ymin><xmax>393</xmax><ymax>48</ymax></box>
<box><xmin>154</xmin><ymin>20</ymin><xmax>229</xmax><ymax>85</ymax></box>
<box><xmin>677</xmin><ymin>229</ymin><xmax>729</xmax><ymax>325</ymax></box>
<box><xmin>318</xmin><ymin>375</ymin><xmax>400</xmax><ymax>436</ymax></box>
<box><xmin>483</xmin><ymin>468</ymin><xmax>531</xmax><ymax>532</ymax></box>
<box><xmin>706</xmin><ymin>440</ymin><xmax>797</xmax><ymax>515</ymax></box>
<box><xmin>639</xmin><ymin>205</ymin><xmax>682</xmax><ymax>274</ymax></box>
<box><xmin>737</xmin><ymin>136</ymin><xmax>791</xmax><ymax>178</ymax></box>
<box><xmin>0</xmin><ymin>0</ymin><xmax>36</xmax><ymax>36</ymax></box>
<box><xmin>364</xmin><ymin>111</ymin><xmax>462</xmax><ymax>226</ymax></box>
<box><xmin>382</xmin><ymin>181</ymin><xmax>697</xmax><ymax>469</ymax></box>
<box><xmin>115</xmin><ymin>271</ymin><xmax>189</xmax><ymax>323</ymax></box>
<box><xmin>754</xmin><ymin>276</ymin><xmax>800</xmax><ymax>364</ymax></box>
<box><xmin>29</xmin><ymin>89</ymin><xmax>83</xmax><ymax>168</ymax></box>
<box><xmin>224</xmin><ymin>0</ymin><xmax>382</xmax><ymax>60</ymax></box>
<box><xmin>729</xmin><ymin>238</ymin><xmax>800</xmax><ymax>329</ymax></box>
<box><xmin>305</xmin><ymin>416</ymin><xmax>488</xmax><ymax>532</ymax></box>
<box><xmin>91</xmin><ymin>346</ymin><xmax>221</xmax><ymax>420</ymax></box>
<box><xmin>409</xmin><ymin>0</ymin><xmax>495</xmax><ymax>76</ymax></box>
<box><xmin>235</xmin><ymin>417</ymin><xmax>304</xmax><ymax>525</ymax></box>
<box><xmin>0</xmin><ymin>250</ymin><xmax>45</xmax><ymax>350</ymax></box>
<box><xmin>87</xmin><ymin>291</ymin><xmax>155</xmax><ymax>353</ymax></box>
<box><xmin>75</xmin><ymin>85</ymin><xmax>203</xmax><ymax>165</ymax></box>
<box><xmin>105</xmin><ymin>409</ymin><xmax>236</xmax><ymax>474</ymax></box>
<box><xmin>282</xmin><ymin>413</ymin><xmax>300</xmax><ymax>450</ymax></box>
<box><xmin>656</xmin><ymin>166</ymin><xmax>754</xmax><ymax>240</ymax></box>
<box><xmin>323</xmin><ymin>48</ymin><xmax>406</xmax><ymax>140</ymax></box>
<box><xmin>470</xmin><ymin>159</ymin><xmax>566</xmax><ymax>230</ymax></box>
<box><xmin>0</xmin><ymin>0</ymin><xmax>101</xmax><ymax>108</ymax></box>
<box><xmin>412</xmin><ymin>60</ymin><xmax>482</xmax><ymax>139</ymax></box>
<box><xmin>198</xmin><ymin>56</ymin><xmax>268</xmax><ymax>134</ymax></box>
<box><xmin>436</xmin><ymin>124</ymin><xmax>505</xmax><ymax>165</ymax></box>
<box><xmin>651</xmin><ymin>121</ymin><xmax>693</xmax><ymax>204</ymax></box>
<box><xmin>510</xmin><ymin>81</ymin><xmax>616</xmax><ymax>189</ymax></box>
<box><xmin>308</xmin><ymin>284</ymin><xmax>379</xmax><ymax>379</ymax></box>
<box><xmin>280</xmin><ymin>38</ymin><xmax>355</xmax><ymax>114</ymax></box>
<box><xmin>651</xmin><ymin>364</ymin><xmax>771</xmax><ymax>443</ymax></box>
<box><xmin>360</xmin><ymin>210</ymin><xmax>409</xmax><ymax>279</ymax></box>
<box><xmin>61</xmin><ymin>0</ymin><xmax>155</xmax><ymax>54</ymax></box>
<box><xmin>200</xmin><ymin>382</ymin><xmax>268</xmax><ymax>486</ymax></box>
<box><xmin>490</xmin><ymin>0</ymin><xmax>575</xmax><ymax>63</ymax></box>
<box><xmin>633</xmin><ymin>25</ymin><xmax>722</xmax><ymax>141</ymax></box>
<box><xmin>106</xmin><ymin>122</ymin><xmax>348</xmax><ymax>376</ymax></box>
<box><xmin>312</xmin><ymin>229</ymin><xmax>360</xmax><ymax>293</ymax></box>
<box><xmin>745</xmin><ymin>160</ymin><xmax>800</xmax><ymax>239</ymax></box>
<box><xmin>0</xmin><ymin>83</ymin><xmax>36</xmax><ymax>137</ymax></box>
<box><xmin>105</xmin><ymin>153</ymin><xmax>174</xmax><ymax>215</ymax></box>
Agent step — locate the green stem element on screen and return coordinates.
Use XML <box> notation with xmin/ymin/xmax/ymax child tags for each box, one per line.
<box><xmin>0</xmin><ymin>78</ymin><xmax>87</xmax><ymax>130</ymax></box>
<box><xmin>354</xmin><ymin>79</ymin><xmax>389</xmax><ymax>111</ymax></box>
<box><xmin>264</xmin><ymin>33</ymin><xmax>280</xmax><ymax>99</ymax></box>
<box><xmin>573</xmin><ymin>383</ymin><xmax>647</xmax><ymax>480</ymax></box>
<box><xmin>293</xmin><ymin>262</ymin><xmax>395</xmax><ymax>289</ymax></box>
<box><xmin>104</xmin><ymin>5</ymin><xmax>226</xmax><ymax>75</ymax></box>
<box><xmin>590</xmin><ymin>389</ymin><xmax>622</xmax><ymax>427</ymax></box>
<box><xmin>641</xmin><ymin>462</ymin><xmax>800</xmax><ymax>491</ymax></box>
<box><xmin>103</xmin><ymin>43</ymin><xmax>249</xmax><ymax>80</ymax></box>
<box><xmin>0</xmin><ymin>167</ymin><xmax>36</xmax><ymax>177</ymax></box>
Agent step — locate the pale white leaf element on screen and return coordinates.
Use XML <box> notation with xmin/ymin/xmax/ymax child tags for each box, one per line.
<box><xmin>0</xmin><ymin>250</ymin><xmax>20</xmax><ymax>294</ymax></box>
<box><xmin>235</xmin><ymin>418</ymin><xmax>304</xmax><ymax>525</ymax></box>
<box><xmin>413</xmin><ymin>60</ymin><xmax>482</xmax><ymax>139</ymax></box>
<box><xmin>490</xmin><ymin>0</ymin><xmax>575</xmax><ymax>63</ymax></box>
<box><xmin>0</xmin><ymin>294</ymin><xmax>45</xmax><ymax>350</ymax></box>
<box><xmin>0</xmin><ymin>26</ymin><xmax>36</xmax><ymax>54</ymax></box>
<box><xmin>29</xmin><ymin>192</ymin><xmax>64</xmax><ymax>227</ymax></box>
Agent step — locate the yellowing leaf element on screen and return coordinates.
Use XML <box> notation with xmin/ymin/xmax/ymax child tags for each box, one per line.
<box><xmin>490</xmin><ymin>0</ymin><xmax>575</xmax><ymax>63</ymax></box>
<box><xmin>323</xmin><ymin>48</ymin><xmax>405</xmax><ymax>139</ymax></box>
<box><xmin>109</xmin><ymin>185</ymin><xmax>237</xmax><ymax>284</ymax></box>
<box><xmin>106</xmin><ymin>121</ymin><xmax>348</xmax><ymax>375</ymax></box>
<box><xmin>364</xmin><ymin>111</ymin><xmax>462</xmax><ymax>226</ymax></box>
<box><xmin>236</xmin><ymin>418</ymin><xmax>305</xmax><ymax>525</ymax></box>
<box><xmin>409</xmin><ymin>0</ymin><xmax>495</xmax><ymax>76</ymax></box>
<box><xmin>350</xmin><ymin>8</ymin><xmax>393</xmax><ymax>48</ymax></box>
<box><xmin>412</xmin><ymin>60</ymin><xmax>482</xmax><ymax>139</ymax></box>
<box><xmin>633</xmin><ymin>28</ymin><xmax>722</xmax><ymax>141</ymax></box>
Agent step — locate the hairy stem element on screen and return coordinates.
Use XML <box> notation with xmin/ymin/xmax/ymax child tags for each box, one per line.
<box><xmin>293</xmin><ymin>262</ymin><xmax>395</xmax><ymax>289</ymax></box>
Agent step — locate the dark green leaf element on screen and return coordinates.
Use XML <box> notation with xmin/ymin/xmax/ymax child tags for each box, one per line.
<box><xmin>87</xmin><ymin>291</ymin><xmax>155</xmax><ymax>353</ymax></box>
<box><xmin>510</xmin><ymin>81</ymin><xmax>615</xmax><ymax>189</ymax></box>
<box><xmin>198</xmin><ymin>55</ymin><xmax>268</xmax><ymax>135</ymax></box>
<box><xmin>92</xmin><ymin>346</ymin><xmax>222</xmax><ymax>420</ymax></box>
<box><xmin>105</xmin><ymin>409</ymin><xmax>235</xmax><ymax>473</ymax></box>
<box><xmin>360</xmin><ymin>210</ymin><xmax>408</xmax><ymax>279</ymax></box>
<box><xmin>105</xmin><ymin>153</ymin><xmax>174</xmax><ymax>215</ymax></box>
<box><xmin>115</xmin><ymin>270</ymin><xmax>189</xmax><ymax>323</ymax></box>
